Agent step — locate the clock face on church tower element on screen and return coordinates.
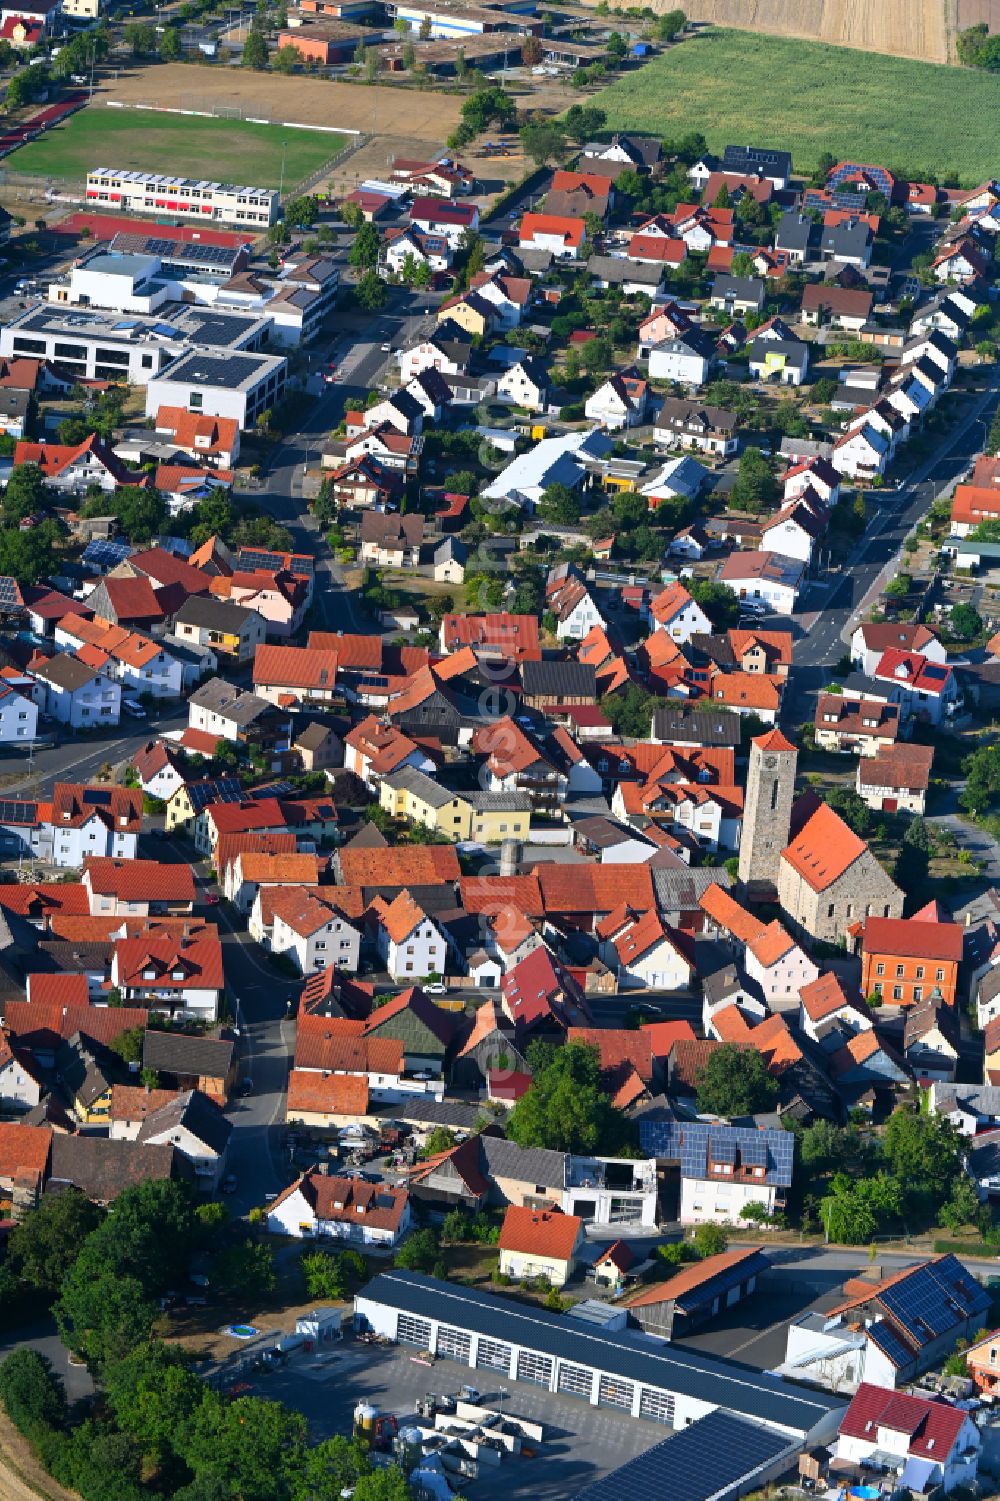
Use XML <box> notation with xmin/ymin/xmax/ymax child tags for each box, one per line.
<box><xmin>764</xmin><ymin>756</ymin><xmax>777</xmax><ymax>769</ymax></box>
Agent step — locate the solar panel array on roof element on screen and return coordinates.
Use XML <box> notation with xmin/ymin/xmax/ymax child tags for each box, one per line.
<box><xmin>82</xmin><ymin>789</ymin><xmax>111</xmax><ymax>806</ymax></box>
<box><xmin>83</xmin><ymin>539</ymin><xmax>132</xmax><ymax>568</ymax></box>
<box><xmin>922</xmin><ymin>664</ymin><xmax>948</xmax><ymax>682</ymax></box>
<box><xmin>237</xmin><ymin>548</ymin><xmax>315</xmax><ymax>576</ymax></box>
<box><xmin>187</xmin><ymin>778</ymin><xmax>243</xmax><ymax>812</ymax></box>
<box><xmin>641</xmin><ymin>1121</ymin><xmax>794</xmax><ymax>1187</ymax></box>
<box><xmin>867</xmin><ymin>1319</ymin><xmax>912</xmax><ymax>1369</ymax></box>
<box><xmin>570</xmin><ymin>1409</ymin><xmax>795</xmax><ymax>1501</ymax></box>
<box><xmin>0</xmin><ymin>576</ymin><xmax>21</xmax><ymax>607</ymax></box>
<box><xmin>0</xmin><ymin>799</ymin><xmax>38</xmax><ymax>823</ymax></box>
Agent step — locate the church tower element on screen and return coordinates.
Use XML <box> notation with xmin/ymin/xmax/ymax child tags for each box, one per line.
<box><xmin>738</xmin><ymin>728</ymin><xmax>797</xmax><ymax>894</ymax></box>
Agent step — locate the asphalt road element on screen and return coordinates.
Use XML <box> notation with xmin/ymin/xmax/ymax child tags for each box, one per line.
<box><xmin>149</xmin><ymin>831</ymin><xmax>300</xmax><ymax>1215</ymax></box>
<box><xmin>782</xmin><ymin>364</ymin><xmax>1000</xmax><ymax>724</ymax></box>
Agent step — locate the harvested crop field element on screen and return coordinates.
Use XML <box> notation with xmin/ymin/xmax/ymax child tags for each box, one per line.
<box><xmin>596</xmin><ymin>28</ymin><xmax>999</xmax><ymax>182</ymax></box>
<box><xmin>665</xmin><ymin>0</ymin><xmax>948</xmax><ymax>62</ymax></box>
<box><xmin>8</xmin><ymin>106</ymin><xmax>343</xmax><ymax>188</ymax></box>
<box><xmin>98</xmin><ymin>65</ymin><xmax>462</xmax><ymax>142</ymax></box>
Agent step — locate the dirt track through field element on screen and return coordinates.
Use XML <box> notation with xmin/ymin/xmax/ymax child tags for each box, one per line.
<box><xmin>0</xmin><ymin>1413</ymin><xmax>77</xmax><ymax>1501</ymax></box>
<box><xmin>643</xmin><ymin>0</ymin><xmax>950</xmax><ymax>62</ymax></box>
<box><xmin>99</xmin><ymin>65</ymin><xmax>462</xmax><ymax>141</ymax></box>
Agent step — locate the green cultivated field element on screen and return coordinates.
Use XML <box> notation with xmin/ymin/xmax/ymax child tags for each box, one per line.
<box><xmin>8</xmin><ymin>107</ymin><xmax>343</xmax><ymax>189</ymax></box>
<box><xmin>597</xmin><ymin>29</ymin><xmax>1000</xmax><ymax>184</ymax></box>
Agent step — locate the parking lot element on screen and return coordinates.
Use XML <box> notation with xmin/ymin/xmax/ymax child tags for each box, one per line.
<box><xmin>245</xmin><ymin>1338</ymin><xmax>664</xmax><ymax>1499</ymax></box>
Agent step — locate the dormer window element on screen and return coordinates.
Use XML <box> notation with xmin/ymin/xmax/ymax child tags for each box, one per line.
<box><xmin>143</xmin><ymin>968</ymin><xmax>156</xmax><ymax>980</ymax></box>
<box><xmin>172</xmin><ymin>969</ymin><xmax>185</xmax><ymax>981</ymax></box>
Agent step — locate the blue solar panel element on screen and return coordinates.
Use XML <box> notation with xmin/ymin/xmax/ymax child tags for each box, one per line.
<box><xmin>83</xmin><ymin>539</ymin><xmax>132</xmax><ymax>568</ymax></box>
<box><xmin>867</xmin><ymin>1319</ymin><xmax>912</xmax><ymax>1369</ymax></box>
<box><xmin>639</xmin><ymin>1121</ymin><xmax>794</xmax><ymax>1186</ymax></box>
<box><xmin>570</xmin><ymin>1410</ymin><xmax>794</xmax><ymax>1501</ymax></box>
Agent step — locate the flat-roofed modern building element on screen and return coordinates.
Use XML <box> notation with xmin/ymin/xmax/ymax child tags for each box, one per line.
<box><xmin>354</xmin><ymin>1270</ymin><xmax>844</xmax><ymax>1443</ymax></box>
<box><xmin>85</xmin><ymin>169</ymin><xmax>278</xmax><ymax>229</ymax></box>
<box><xmin>1</xmin><ymin>302</ymin><xmax>270</xmax><ymax>386</ymax></box>
<box><xmin>144</xmin><ymin>347</ymin><xmax>287</xmax><ymax>429</ymax></box>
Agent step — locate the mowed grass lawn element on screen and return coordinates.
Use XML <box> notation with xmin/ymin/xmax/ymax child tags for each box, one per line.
<box><xmin>596</xmin><ymin>29</ymin><xmax>1000</xmax><ymax>184</ymax></box>
<box><xmin>8</xmin><ymin>107</ymin><xmax>343</xmax><ymax>189</ymax></box>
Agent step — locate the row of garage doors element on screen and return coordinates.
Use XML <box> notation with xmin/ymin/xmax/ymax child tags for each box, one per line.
<box><xmin>395</xmin><ymin>1314</ymin><xmax>676</xmax><ymax>1424</ymax></box>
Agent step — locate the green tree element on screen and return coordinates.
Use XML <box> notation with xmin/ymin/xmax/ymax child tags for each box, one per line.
<box><xmin>394</xmin><ymin>1228</ymin><xmax>440</xmax><ymax>1272</ymax></box>
<box><xmin>348</xmin><ymin>221</ymin><xmax>381</xmax><ymax>268</ymax></box>
<box><xmin>883</xmin><ymin>1107</ymin><xmax>964</xmax><ymax>1222</ymax></box>
<box><xmin>423</xmin><ymin>1125</ymin><xmax>457</xmax><ymax>1156</ymax></box>
<box><xmin>354</xmin><ymin>269</ymin><xmax>388</xmax><ymax>312</ymax></box>
<box><xmin>520</xmin><ymin>119</ymin><xmax>565</xmax><ymax>167</ymax></box>
<box><xmin>730</xmin><ymin>445</ymin><xmax>778</xmax><ymax>513</ymax></box>
<box><xmin>687</xmin><ymin>577</ymin><xmax>740</xmax><ymax>629</ymax></box>
<box><xmin>7</xmin><ymin>1190</ymin><xmax>104</xmax><ymax>1297</ymax></box>
<box><xmin>213</xmin><ymin>1240</ymin><xmax>277</xmax><ymax>1300</ymax></box>
<box><xmin>54</xmin><ymin>1268</ymin><xmax>157</xmax><ymax>1368</ymax></box>
<box><xmin>693</xmin><ymin>1223</ymin><xmax>728</xmax><ymax>1257</ymax></box>
<box><xmin>947</xmin><ymin>601</ymin><xmax>982</xmax><ymax>641</ymax></box>
<box><xmin>0</xmin><ymin>523</ymin><xmax>59</xmax><ymax>585</ymax></box>
<box><xmin>537</xmin><ymin>481</ymin><xmax>580</xmax><ymax>525</ymax></box>
<box><xmin>242</xmin><ymin>26</ymin><xmax>268</xmax><ymax>68</ymax></box>
<box><xmin>301</xmin><ymin>1251</ymin><xmax>347</xmax><ymax>1300</ymax></box>
<box><xmin>893</xmin><ymin>814</ymin><xmax>930</xmax><ymax>897</ymax></box>
<box><xmin>0</xmin><ymin>1349</ymin><xmax>66</xmax><ymax>1436</ymax></box>
<box><xmin>460</xmin><ymin>85</ymin><xmax>515</xmax><ymax>133</ymax></box>
<box><xmin>180</xmin><ymin>1392</ymin><xmax>308</xmax><ymax>1501</ymax></box>
<box><xmin>821</xmin><ymin>1172</ymin><xmax>902</xmax><ymax>1244</ymax></box>
<box><xmin>562</xmin><ymin>103</ymin><xmax>606</xmax><ymax>143</ymax></box>
<box><xmin>104</xmin><ymin>1342</ymin><xmax>204</xmax><ymax>1457</ymax></box>
<box><xmin>127</xmin><ymin>20</ymin><xmax>156</xmax><ymax>54</ymax></box>
<box><xmin>507</xmin><ymin>1043</ymin><xmax>637</xmax><ymax>1154</ymax></box>
<box><xmin>695</xmin><ymin>1043</ymin><xmax>778</xmax><ymax>1117</ymax></box>
<box><xmin>159</xmin><ymin>25</ymin><xmax>182</xmax><ymax>59</ymax></box>
<box><xmin>274</xmin><ymin>41</ymin><xmax>300</xmax><ymax>71</ymax></box>
<box><xmin>109</xmin><ymin>1024</ymin><xmax>145</xmax><ymax>1065</ymax></box>
<box><xmin>654</xmin><ymin>8</ymin><xmax>686</xmax><ymax>40</ymax></box>
<box><xmin>2</xmin><ymin>460</ymin><xmax>46</xmax><ymax>525</ymax></box>
<box><xmin>940</xmin><ymin>1177</ymin><xmax>981</xmax><ymax>1232</ymax></box>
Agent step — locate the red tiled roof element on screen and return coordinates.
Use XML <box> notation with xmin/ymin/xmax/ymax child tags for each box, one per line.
<box><xmin>25</xmin><ymin>973</ymin><xmax>90</xmax><ymax>1007</ymax></box>
<box><xmin>781</xmin><ymin>802</ymin><xmax>867</xmax><ymax>892</ymax></box>
<box><xmin>0</xmin><ymin>1122</ymin><xmax>50</xmax><ymax>1182</ymax></box>
<box><xmin>640</xmin><ymin>1019</ymin><xmax>697</xmax><ymax>1060</ymax></box>
<box><xmin>566</xmin><ymin>1027</ymin><xmax>654</xmax><ymax>1081</ymax></box>
<box><xmin>294</xmin><ymin>1013</ymin><xmax>403</xmax><ymax>1075</ymax></box>
<box><xmin>498</xmin><ymin>1204</ymin><xmax>582</xmax><ymax>1261</ymax></box>
<box><xmin>286</xmin><ymin>1069</ymin><xmax>369</xmax><ymax>1116</ymax></box>
<box><xmin>533</xmin><ymin>862</ymin><xmax>655</xmax><ymax>916</ymax></box>
<box><xmin>339</xmin><ymin>844</ymin><xmax>459</xmax><ymax>887</ymax></box>
<box><xmin>860</xmin><ymin>915</ymin><xmax>962</xmax><ymax>963</ymax></box>
<box><xmin>839</xmin><ymin>1382</ymin><xmax>967</xmax><ymax>1460</ymax></box>
<box><xmin>83</xmin><ymin>857</ymin><xmax>195</xmax><ymax>905</ymax></box>
<box><xmin>253</xmin><ymin>644</ymin><xmax>338</xmax><ymax>691</ymax></box>
<box><xmin>699</xmin><ymin>883</ymin><xmax>767</xmax><ymax>944</ymax></box>
<box><xmin>114</xmin><ymin>935</ymin><xmax>224</xmax><ymax>991</ymax></box>
<box><xmin>270</xmin><ymin>1168</ymin><xmax>408</xmax><ymax>1231</ymax></box>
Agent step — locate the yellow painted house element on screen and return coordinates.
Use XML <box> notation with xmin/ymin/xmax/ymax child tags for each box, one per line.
<box><xmin>166</xmin><ymin>783</ymin><xmax>200</xmax><ymax>834</ymax></box>
<box><xmin>436</xmin><ymin>294</ymin><xmax>493</xmax><ymax>339</ymax></box>
<box><xmin>379</xmin><ymin>768</ymin><xmax>530</xmax><ymax>843</ymax></box>
<box><xmin>58</xmin><ymin>1041</ymin><xmax>114</xmax><ymax>1124</ymax></box>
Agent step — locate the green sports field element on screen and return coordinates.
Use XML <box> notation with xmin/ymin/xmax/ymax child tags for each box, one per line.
<box><xmin>596</xmin><ymin>29</ymin><xmax>1000</xmax><ymax>185</ymax></box>
<box><xmin>7</xmin><ymin>107</ymin><xmax>344</xmax><ymax>189</ymax></box>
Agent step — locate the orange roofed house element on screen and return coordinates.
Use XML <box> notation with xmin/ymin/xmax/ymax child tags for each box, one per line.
<box><xmin>777</xmin><ymin>797</ymin><xmax>904</xmax><ymax>945</ymax></box>
<box><xmin>518</xmin><ymin>213</ymin><xmax>587</xmax><ymax>259</ymax></box>
<box><xmin>266</xmin><ymin>1167</ymin><xmax>412</xmax><ymax>1246</ymax></box>
<box><xmin>498</xmin><ymin>1204</ymin><xmax>585</xmax><ymax>1286</ymax></box>
<box><xmin>854</xmin><ymin>901</ymin><xmax>963</xmax><ymax>1007</ymax></box>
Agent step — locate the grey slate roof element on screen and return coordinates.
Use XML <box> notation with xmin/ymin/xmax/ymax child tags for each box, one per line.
<box><xmin>188</xmin><ymin>678</ymin><xmax>275</xmax><ymax>727</ymax></box>
<box><xmin>587</xmin><ymin>255</ymin><xmax>663</xmax><ymax>287</ymax></box>
<box><xmin>480</xmin><ymin>1133</ymin><xmax>565</xmax><ymax>1191</ymax></box>
<box><xmin>137</xmin><ymin>1087</ymin><xmax>233</xmax><ymax>1155</ymax></box>
<box><xmin>31</xmin><ymin>653</ymin><xmax>100</xmax><ymax>691</ymax></box>
<box><xmin>47</xmin><ymin>1135</ymin><xmax>178</xmax><ymax>1203</ymax></box>
<box><xmin>653</xmin><ymin>865</ymin><xmax>732</xmax><ymax>913</ymax></box>
<box><xmin>521</xmin><ymin>659</ymin><xmax>597</xmax><ymax>700</ymax></box>
<box><xmin>651</xmin><ymin>707</ymin><xmax>741</xmax><ymax>747</ymax></box>
<box><xmin>142</xmin><ymin>1030</ymin><xmax>235</xmax><ymax>1078</ymax></box>
<box><xmin>359</xmin><ymin>1270</ymin><xmax>844</xmax><ymax>1436</ymax></box>
<box><xmin>174</xmin><ymin>594</ymin><xmax>257</xmax><ymax>633</ymax></box>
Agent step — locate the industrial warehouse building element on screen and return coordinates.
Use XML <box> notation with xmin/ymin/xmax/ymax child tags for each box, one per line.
<box><xmin>354</xmin><ymin>1271</ymin><xmax>844</xmax><ymax>1443</ymax></box>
